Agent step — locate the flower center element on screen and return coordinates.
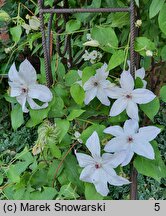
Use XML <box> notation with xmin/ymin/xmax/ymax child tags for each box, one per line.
<box><xmin>127</xmin><ymin>136</ymin><xmax>134</xmax><ymax>143</ymax></box>
<box><xmin>95</xmin><ymin>163</ymin><xmax>101</xmax><ymax>169</ymax></box>
<box><xmin>94</xmin><ymin>82</ymin><xmax>98</xmax><ymax>87</ymax></box>
<box><xmin>126</xmin><ymin>94</ymin><xmax>132</xmax><ymax>99</ymax></box>
<box><xmin>22</xmin><ymin>87</ymin><xmax>28</xmax><ymax>94</ymax></box>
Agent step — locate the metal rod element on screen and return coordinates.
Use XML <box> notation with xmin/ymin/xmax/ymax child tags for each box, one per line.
<box><xmin>38</xmin><ymin>0</ymin><xmax>53</xmax><ymax>87</ymax></box>
<box><xmin>41</xmin><ymin>7</ymin><xmax>130</xmax><ymax>14</ymax></box>
<box><xmin>130</xmin><ymin>0</ymin><xmax>135</xmax><ymax>77</ymax></box>
<box><xmin>129</xmin><ymin>0</ymin><xmax>138</xmax><ymax>200</ymax></box>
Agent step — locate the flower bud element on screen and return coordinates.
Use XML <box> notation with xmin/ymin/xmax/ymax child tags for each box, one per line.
<box><xmin>83</xmin><ymin>39</ymin><xmax>100</xmax><ymax>47</ymax></box>
<box><xmin>135</xmin><ymin>19</ymin><xmax>142</xmax><ymax>28</ymax></box>
<box><xmin>146</xmin><ymin>50</ymin><xmax>153</xmax><ymax>57</ymax></box>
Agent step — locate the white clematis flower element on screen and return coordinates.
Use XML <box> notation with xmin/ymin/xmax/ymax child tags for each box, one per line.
<box><xmin>83</xmin><ymin>63</ymin><xmax>114</xmax><ymax>106</ymax></box>
<box><xmin>8</xmin><ymin>59</ymin><xmax>53</xmax><ymax>113</ymax></box>
<box><xmin>108</xmin><ymin>70</ymin><xmax>156</xmax><ymax>120</ymax></box>
<box><xmin>104</xmin><ymin>119</ymin><xmax>161</xmax><ymax>166</ymax></box>
<box><xmin>76</xmin><ymin>131</ymin><xmax>130</xmax><ymax>196</ymax></box>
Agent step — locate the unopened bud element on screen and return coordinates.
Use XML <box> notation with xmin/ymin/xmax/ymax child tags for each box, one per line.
<box><xmin>146</xmin><ymin>50</ymin><xmax>153</xmax><ymax>57</ymax></box>
<box><xmin>135</xmin><ymin>19</ymin><xmax>142</xmax><ymax>28</ymax></box>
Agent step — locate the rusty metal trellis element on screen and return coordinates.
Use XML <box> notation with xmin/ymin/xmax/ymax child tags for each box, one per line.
<box><xmin>38</xmin><ymin>0</ymin><xmax>138</xmax><ymax>200</ymax></box>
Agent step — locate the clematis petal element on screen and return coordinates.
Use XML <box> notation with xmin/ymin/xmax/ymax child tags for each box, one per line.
<box><xmin>96</xmin><ymin>63</ymin><xmax>109</xmax><ymax>80</ymax></box>
<box><xmin>92</xmin><ymin>169</ymin><xmax>109</xmax><ymax>196</ymax></box>
<box><xmin>109</xmin><ymin>97</ymin><xmax>128</xmax><ymax>117</ymax></box>
<box><xmin>28</xmin><ymin>84</ymin><xmax>53</xmax><ymax>102</ymax></box>
<box><xmin>16</xmin><ymin>94</ymin><xmax>29</xmax><ymax>113</ymax></box>
<box><xmin>100</xmin><ymin>80</ymin><xmax>113</xmax><ymax>88</ymax></box>
<box><xmin>94</xmin><ymin>181</ymin><xmax>109</xmax><ymax>196</ymax></box>
<box><xmin>120</xmin><ymin>70</ymin><xmax>134</xmax><ymax>91</ymax></box>
<box><xmin>19</xmin><ymin>59</ymin><xmax>37</xmax><ymax>84</ymax></box>
<box><xmin>104</xmin><ymin>125</ymin><xmax>124</xmax><ymax>136</ymax></box>
<box><xmin>77</xmin><ymin>70</ymin><xmax>82</xmax><ymax>78</ymax></box>
<box><xmin>138</xmin><ymin>126</ymin><xmax>161</xmax><ymax>141</ymax></box>
<box><xmin>121</xmin><ymin>150</ymin><xmax>134</xmax><ymax>166</ymax></box>
<box><xmin>27</xmin><ymin>97</ymin><xmax>48</xmax><ymax>110</ymax></box>
<box><xmin>106</xmin><ymin>86</ymin><xmax>125</xmax><ymax>99</ymax></box>
<box><xmin>102</xmin><ymin>152</ymin><xmax>127</xmax><ymax>168</ymax></box>
<box><xmin>124</xmin><ymin>119</ymin><xmax>139</xmax><ymax>135</ymax></box>
<box><xmin>132</xmin><ymin>89</ymin><xmax>156</xmax><ymax>104</ymax></box>
<box><xmin>9</xmin><ymin>82</ymin><xmax>22</xmax><ymax>97</ymax></box>
<box><xmin>126</xmin><ymin>101</ymin><xmax>139</xmax><ymax>120</ymax></box>
<box><xmin>108</xmin><ymin>174</ymin><xmax>130</xmax><ymax>186</ymax></box>
<box><xmin>8</xmin><ymin>63</ymin><xmax>23</xmax><ymax>84</ymax></box>
<box><xmin>97</xmin><ymin>88</ymin><xmax>110</xmax><ymax>106</ymax></box>
<box><xmin>83</xmin><ymin>77</ymin><xmax>95</xmax><ymax>91</ymax></box>
<box><xmin>84</xmin><ymin>88</ymin><xmax>97</xmax><ymax>105</ymax></box>
<box><xmin>86</xmin><ymin>131</ymin><xmax>100</xmax><ymax>157</ymax></box>
<box><xmin>133</xmin><ymin>141</ymin><xmax>155</xmax><ymax>160</ymax></box>
<box><xmin>101</xmin><ymin>162</ymin><xmax>117</xmax><ymax>176</ymax></box>
<box><xmin>142</xmin><ymin>80</ymin><xmax>147</xmax><ymax>88</ymax></box>
<box><xmin>75</xmin><ymin>152</ymin><xmax>94</xmax><ymax>167</ymax></box>
<box><xmin>80</xmin><ymin>165</ymin><xmax>95</xmax><ymax>183</ymax></box>
<box><xmin>104</xmin><ymin>137</ymin><xmax>128</xmax><ymax>153</ymax></box>
<box><xmin>135</xmin><ymin>68</ymin><xmax>145</xmax><ymax>79</ymax></box>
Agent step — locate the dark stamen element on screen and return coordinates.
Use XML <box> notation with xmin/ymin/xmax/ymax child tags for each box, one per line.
<box><xmin>126</xmin><ymin>94</ymin><xmax>132</xmax><ymax>99</ymax></box>
<box><xmin>127</xmin><ymin>136</ymin><xmax>133</xmax><ymax>143</ymax></box>
<box><xmin>22</xmin><ymin>88</ymin><xmax>27</xmax><ymax>93</ymax></box>
<box><xmin>95</xmin><ymin>164</ymin><xmax>101</xmax><ymax>169</ymax></box>
<box><xmin>94</xmin><ymin>82</ymin><xmax>98</xmax><ymax>86</ymax></box>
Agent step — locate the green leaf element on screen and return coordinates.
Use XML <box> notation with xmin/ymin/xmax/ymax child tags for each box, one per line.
<box><xmin>0</xmin><ymin>172</ymin><xmax>4</xmax><ymax>185</ymax></box>
<box><xmin>58</xmin><ymin>183</ymin><xmax>79</xmax><ymax>199</ymax></box>
<box><xmin>135</xmin><ymin>77</ymin><xmax>144</xmax><ymax>88</ymax></box>
<box><xmin>73</xmin><ymin>0</ymin><xmax>101</xmax><ymax>22</ymax></box>
<box><xmin>158</xmin><ymin>3</ymin><xmax>166</xmax><ymax>35</ymax></box>
<box><xmin>91</xmin><ymin>26</ymin><xmax>118</xmax><ymax>53</ymax></box>
<box><xmin>108</xmin><ymin>50</ymin><xmax>125</xmax><ymax>70</ymax></box>
<box><xmin>56</xmin><ymin>62</ymin><xmax>66</xmax><ymax>81</ymax></box>
<box><xmin>80</xmin><ymin>124</ymin><xmax>105</xmax><ymax>143</ymax></box>
<box><xmin>109</xmin><ymin>13</ymin><xmax>129</xmax><ymax>28</ymax></box>
<box><xmin>160</xmin><ymin>85</ymin><xmax>166</xmax><ymax>102</ymax></box>
<box><xmin>11</xmin><ymin>104</ymin><xmax>24</xmax><ymax>130</ymax></box>
<box><xmin>64</xmin><ymin>155</ymin><xmax>84</xmax><ymax>193</ymax></box>
<box><xmin>0</xmin><ymin>10</ymin><xmax>10</xmax><ymax>22</ymax></box>
<box><xmin>49</xmin><ymin>96</ymin><xmax>64</xmax><ymax>118</ymax></box>
<box><xmin>56</xmin><ymin>119</ymin><xmax>70</xmax><ymax>142</ymax></box>
<box><xmin>149</xmin><ymin>0</ymin><xmax>165</xmax><ymax>19</ymax></box>
<box><xmin>39</xmin><ymin>58</ymin><xmax>46</xmax><ymax>83</ymax></box>
<box><xmin>6</xmin><ymin>165</ymin><xmax>20</xmax><ymax>183</ymax></box>
<box><xmin>30</xmin><ymin>187</ymin><xmax>57</xmax><ymax>200</ymax></box>
<box><xmin>108</xmin><ymin>111</ymin><xmax>128</xmax><ymax>123</ymax></box>
<box><xmin>85</xmin><ymin>183</ymin><xmax>103</xmax><ymax>200</ymax></box>
<box><xmin>135</xmin><ymin>37</ymin><xmax>156</xmax><ymax>56</ymax></box>
<box><xmin>161</xmin><ymin>45</ymin><xmax>166</xmax><ymax>61</ymax></box>
<box><xmin>13</xmin><ymin>188</ymin><xmax>25</xmax><ymax>200</ymax></box>
<box><xmin>82</xmin><ymin>66</ymin><xmax>95</xmax><ymax>84</ymax></box>
<box><xmin>10</xmin><ymin>25</ymin><xmax>22</xmax><ymax>43</ymax></box>
<box><xmin>49</xmin><ymin>144</ymin><xmax>61</xmax><ymax>159</ymax></box>
<box><xmin>65</xmin><ymin>70</ymin><xmax>80</xmax><ymax>86</ymax></box>
<box><xmin>140</xmin><ymin>97</ymin><xmax>160</xmax><ymax>121</ymax></box>
<box><xmin>26</xmin><ymin>106</ymin><xmax>50</xmax><ymax>127</ymax></box>
<box><xmin>15</xmin><ymin>147</ymin><xmax>34</xmax><ymax>164</ymax></box>
<box><xmin>70</xmin><ymin>83</ymin><xmax>85</xmax><ymax>105</ymax></box>
<box><xmin>134</xmin><ymin>141</ymin><xmax>166</xmax><ymax>182</ymax></box>
<box><xmin>67</xmin><ymin>109</ymin><xmax>85</xmax><ymax>121</ymax></box>
<box><xmin>66</xmin><ymin>20</ymin><xmax>81</xmax><ymax>33</ymax></box>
